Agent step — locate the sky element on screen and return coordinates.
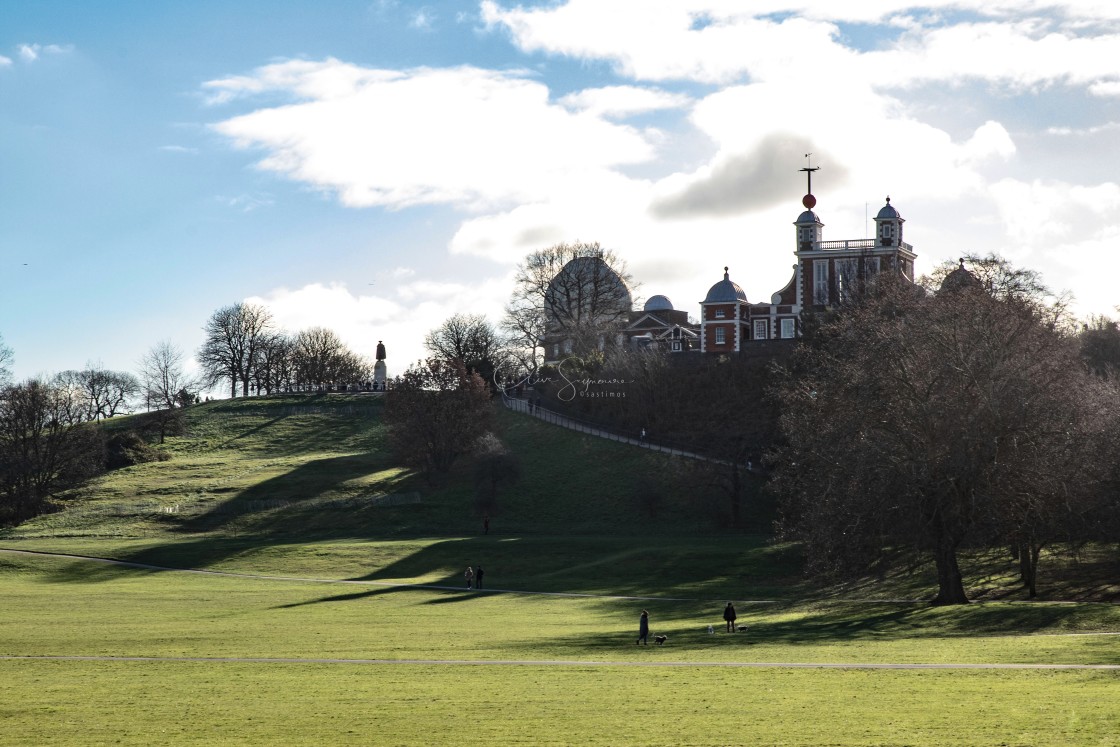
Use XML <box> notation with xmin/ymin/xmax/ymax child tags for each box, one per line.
<box><xmin>3</xmin><ymin>1</ymin><xmax>1120</xmax><ymax>387</ymax></box>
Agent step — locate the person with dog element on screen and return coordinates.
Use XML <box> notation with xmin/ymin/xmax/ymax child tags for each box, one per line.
<box><xmin>723</xmin><ymin>602</ymin><xmax>737</xmax><ymax>633</ymax></box>
<box><xmin>637</xmin><ymin>609</ymin><xmax>649</xmax><ymax>645</ymax></box>
<box><xmin>475</xmin><ymin>565</ymin><xmax>484</xmax><ymax>589</ymax></box>
<box><xmin>465</xmin><ymin>566</ymin><xmax>474</xmax><ymax>589</ymax></box>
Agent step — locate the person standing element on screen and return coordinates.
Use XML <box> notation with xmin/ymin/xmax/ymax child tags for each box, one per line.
<box><xmin>475</xmin><ymin>565</ymin><xmax>484</xmax><ymax>589</ymax></box>
<box><xmin>465</xmin><ymin>566</ymin><xmax>474</xmax><ymax>589</ymax></box>
<box><xmin>637</xmin><ymin>610</ymin><xmax>649</xmax><ymax>645</ymax></box>
<box><xmin>723</xmin><ymin>602</ymin><xmax>737</xmax><ymax>633</ymax></box>
<box><xmin>483</xmin><ymin>516</ymin><xmax>490</xmax><ymax>535</ymax></box>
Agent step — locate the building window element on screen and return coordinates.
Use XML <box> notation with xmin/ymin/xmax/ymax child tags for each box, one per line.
<box><xmin>813</xmin><ymin>260</ymin><xmax>829</xmax><ymax>305</ymax></box>
<box><xmin>865</xmin><ymin>257</ymin><xmax>880</xmax><ymax>277</ymax></box>
<box><xmin>672</xmin><ymin>341</ymin><xmax>681</xmax><ymax>352</ymax></box>
<box><xmin>715</xmin><ymin>327</ymin><xmax>726</xmax><ymax>345</ymax></box>
<box><xmin>781</xmin><ymin>318</ymin><xmax>795</xmax><ymax>339</ymax></box>
<box><xmin>552</xmin><ymin>344</ymin><xmax>559</xmax><ymax>358</ymax></box>
<box><xmin>563</xmin><ymin>339</ymin><xmax>572</xmax><ymax>354</ymax></box>
<box><xmin>714</xmin><ymin>309</ymin><xmax>726</xmax><ymax>318</ymax></box>
<box><xmin>837</xmin><ymin>258</ymin><xmax>859</xmax><ymax>302</ymax></box>
<box><xmin>753</xmin><ymin>319</ymin><xmax>767</xmax><ymax>340</ymax></box>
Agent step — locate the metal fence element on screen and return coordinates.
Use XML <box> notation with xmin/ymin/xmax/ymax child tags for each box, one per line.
<box><xmin>499</xmin><ymin>391</ymin><xmax>726</xmax><ymax>464</ymax></box>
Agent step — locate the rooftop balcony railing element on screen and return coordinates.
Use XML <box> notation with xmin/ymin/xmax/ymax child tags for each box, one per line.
<box><xmin>808</xmin><ymin>239</ymin><xmax>914</xmax><ymax>252</ymax></box>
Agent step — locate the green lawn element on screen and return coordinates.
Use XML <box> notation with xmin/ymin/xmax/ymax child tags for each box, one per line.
<box><xmin>1</xmin><ymin>551</ymin><xmax>1118</xmax><ymax>746</ymax></box>
<box><xmin>1</xmin><ymin>394</ymin><xmax>1118</xmax><ymax>745</ymax></box>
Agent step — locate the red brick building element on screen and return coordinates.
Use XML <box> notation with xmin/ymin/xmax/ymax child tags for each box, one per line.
<box><xmin>699</xmin><ymin>191</ymin><xmax>916</xmax><ymax>353</ymax></box>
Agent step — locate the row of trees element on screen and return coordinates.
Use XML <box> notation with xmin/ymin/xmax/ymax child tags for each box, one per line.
<box><xmin>197</xmin><ymin>303</ymin><xmax>371</xmax><ymax>396</ymax></box>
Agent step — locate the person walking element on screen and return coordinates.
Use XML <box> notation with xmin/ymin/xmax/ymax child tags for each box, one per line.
<box><xmin>465</xmin><ymin>566</ymin><xmax>474</xmax><ymax>589</ymax></box>
<box><xmin>637</xmin><ymin>609</ymin><xmax>649</xmax><ymax>645</ymax></box>
<box><xmin>723</xmin><ymin>602</ymin><xmax>737</xmax><ymax>633</ymax></box>
<box><xmin>475</xmin><ymin>565</ymin><xmax>484</xmax><ymax>589</ymax></box>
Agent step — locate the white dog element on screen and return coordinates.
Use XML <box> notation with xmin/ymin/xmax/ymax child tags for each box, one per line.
<box><xmin>707</xmin><ymin>625</ymin><xmax>714</xmax><ymax>634</ymax></box>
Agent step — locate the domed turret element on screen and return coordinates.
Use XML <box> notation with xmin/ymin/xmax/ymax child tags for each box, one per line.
<box><xmin>874</xmin><ymin>196</ymin><xmax>904</xmax><ymax>247</ymax></box>
<box><xmin>704</xmin><ymin>267</ymin><xmax>748</xmax><ymax>303</ymax></box>
<box><xmin>644</xmin><ymin>295</ymin><xmax>674</xmax><ymax>312</ymax></box>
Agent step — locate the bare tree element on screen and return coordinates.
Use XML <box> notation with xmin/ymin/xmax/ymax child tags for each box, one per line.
<box><xmin>770</xmin><ymin>264</ymin><xmax>1113</xmax><ymax>604</ymax></box>
<box><xmin>506</xmin><ymin>241</ymin><xmax>636</xmax><ymax>361</ymax></box>
<box><xmin>0</xmin><ymin>334</ymin><xmax>12</xmax><ymax>385</ymax></box>
<box><xmin>291</xmin><ymin>327</ymin><xmax>370</xmax><ymax>388</ymax></box>
<box><xmin>424</xmin><ymin>313</ymin><xmax>509</xmax><ymax>387</ymax></box>
<box><xmin>252</xmin><ymin>332</ymin><xmax>296</xmax><ymax>394</ymax></box>
<box><xmin>197</xmin><ymin>303</ymin><xmax>274</xmax><ymax>397</ymax></box>
<box><xmin>138</xmin><ymin>341</ymin><xmax>196</xmax><ymax>443</ymax></box>
<box><xmin>0</xmin><ymin>378</ymin><xmax>105</xmax><ymax>524</ymax></box>
<box><xmin>55</xmin><ymin>363</ymin><xmax>140</xmax><ymax>421</ymax></box>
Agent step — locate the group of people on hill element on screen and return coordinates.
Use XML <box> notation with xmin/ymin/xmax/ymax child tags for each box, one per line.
<box><xmin>636</xmin><ymin>602</ymin><xmax>739</xmax><ymax>645</ymax></box>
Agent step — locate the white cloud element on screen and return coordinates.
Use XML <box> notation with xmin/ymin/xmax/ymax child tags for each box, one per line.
<box><xmin>410</xmin><ymin>9</ymin><xmax>435</xmax><ymax>30</ymax></box>
<box><xmin>0</xmin><ymin>55</ymin><xmax>11</xmax><ymax>67</ymax></box>
<box><xmin>987</xmin><ymin>178</ymin><xmax>1120</xmax><ymax>245</ymax></box>
<box><xmin>207</xmin><ymin>61</ymin><xmax>659</xmax><ymax>210</ymax></box>
<box><xmin>559</xmin><ymin>85</ymin><xmax>691</xmax><ymax>118</ymax></box>
<box><xmin>15</xmin><ymin>43</ymin><xmax>72</xmax><ymax>63</ymax></box>
<box><xmin>218</xmin><ymin>193</ymin><xmax>274</xmax><ymax>212</ymax></box>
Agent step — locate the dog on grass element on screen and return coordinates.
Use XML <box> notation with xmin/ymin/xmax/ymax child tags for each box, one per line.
<box><xmin>707</xmin><ymin>625</ymin><xmax>714</xmax><ymax>635</ymax></box>
<box><xmin>737</xmin><ymin>625</ymin><xmax>748</xmax><ymax>633</ymax></box>
<box><xmin>653</xmin><ymin>635</ymin><xmax>668</xmax><ymax>645</ymax></box>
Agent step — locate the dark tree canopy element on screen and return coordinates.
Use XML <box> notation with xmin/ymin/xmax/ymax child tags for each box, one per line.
<box><xmin>384</xmin><ymin>358</ymin><xmax>493</xmax><ymax>477</ymax></box>
<box><xmin>770</xmin><ymin>264</ymin><xmax>1114</xmax><ymax>604</ymax></box>
<box><xmin>1080</xmin><ymin>314</ymin><xmax>1120</xmax><ymax>380</ymax></box>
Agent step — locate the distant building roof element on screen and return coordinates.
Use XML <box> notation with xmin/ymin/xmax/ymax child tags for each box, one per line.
<box><xmin>644</xmin><ymin>294</ymin><xmax>674</xmax><ymax>311</ymax></box>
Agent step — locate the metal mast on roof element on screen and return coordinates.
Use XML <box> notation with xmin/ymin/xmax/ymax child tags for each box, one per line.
<box><xmin>799</xmin><ymin>153</ymin><xmax>819</xmax><ymax>210</ymax></box>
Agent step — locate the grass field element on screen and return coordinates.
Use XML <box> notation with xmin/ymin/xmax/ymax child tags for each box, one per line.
<box><xmin>1</xmin><ymin>395</ymin><xmax>1118</xmax><ymax>745</ymax></box>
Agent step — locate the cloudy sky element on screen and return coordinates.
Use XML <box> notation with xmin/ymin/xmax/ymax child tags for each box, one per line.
<box><xmin>3</xmin><ymin>1</ymin><xmax>1120</xmax><ymax>385</ymax></box>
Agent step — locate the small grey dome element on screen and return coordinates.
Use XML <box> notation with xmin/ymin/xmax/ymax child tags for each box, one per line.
<box><xmin>795</xmin><ymin>209</ymin><xmax>821</xmax><ymax>224</ymax></box>
<box><xmin>704</xmin><ymin>267</ymin><xmax>748</xmax><ymax>303</ymax></box>
<box><xmin>876</xmin><ymin>197</ymin><xmax>901</xmax><ymax>220</ymax></box>
<box><xmin>644</xmin><ymin>294</ymin><xmax>673</xmax><ymax>312</ymax></box>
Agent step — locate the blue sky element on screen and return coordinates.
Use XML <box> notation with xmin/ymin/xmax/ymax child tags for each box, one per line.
<box><xmin>3</xmin><ymin>1</ymin><xmax>1120</xmax><ymax>385</ymax></box>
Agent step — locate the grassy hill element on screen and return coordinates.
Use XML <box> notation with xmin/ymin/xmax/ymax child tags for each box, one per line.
<box><xmin>0</xmin><ymin>394</ymin><xmax>799</xmax><ymax>596</ymax></box>
<box><xmin>1</xmin><ymin>393</ymin><xmax>1116</xmax><ymax>602</ymax></box>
